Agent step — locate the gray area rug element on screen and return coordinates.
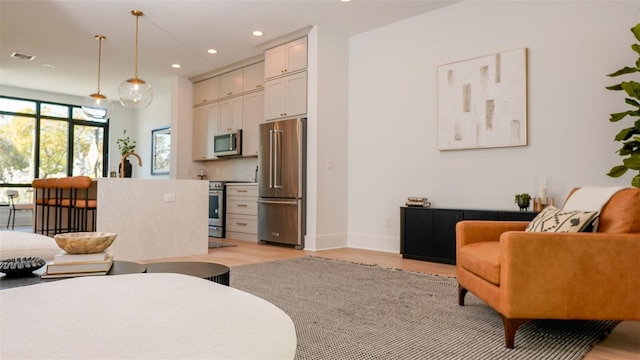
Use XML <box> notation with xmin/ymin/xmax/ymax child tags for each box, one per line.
<box><xmin>230</xmin><ymin>257</ymin><xmax>617</xmax><ymax>360</ymax></box>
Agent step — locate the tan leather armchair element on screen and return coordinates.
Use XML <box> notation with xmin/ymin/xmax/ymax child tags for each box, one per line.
<box><xmin>456</xmin><ymin>188</ymin><xmax>640</xmax><ymax>348</ymax></box>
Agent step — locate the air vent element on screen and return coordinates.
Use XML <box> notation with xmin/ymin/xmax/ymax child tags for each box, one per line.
<box><xmin>11</xmin><ymin>52</ymin><xmax>36</xmax><ymax>61</ymax></box>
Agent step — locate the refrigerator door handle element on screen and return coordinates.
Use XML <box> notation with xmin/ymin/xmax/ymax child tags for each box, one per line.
<box><xmin>269</xmin><ymin>129</ymin><xmax>274</xmax><ymax>188</ymax></box>
<box><xmin>274</xmin><ymin>130</ymin><xmax>282</xmax><ymax>189</ymax></box>
<box><xmin>257</xmin><ymin>199</ymin><xmax>297</xmax><ymax>206</ymax></box>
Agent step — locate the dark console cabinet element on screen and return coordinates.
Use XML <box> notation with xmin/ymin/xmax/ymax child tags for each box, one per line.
<box><xmin>400</xmin><ymin>207</ymin><xmax>537</xmax><ymax>265</ymax></box>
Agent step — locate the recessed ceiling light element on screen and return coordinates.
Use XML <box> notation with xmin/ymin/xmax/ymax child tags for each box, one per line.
<box><xmin>340</xmin><ymin>0</ymin><xmax>352</xmax><ymax>2</ymax></box>
<box><xmin>11</xmin><ymin>52</ymin><xmax>36</xmax><ymax>61</ymax></box>
<box><xmin>42</xmin><ymin>64</ymin><xmax>55</xmax><ymax>69</ymax></box>
<box><xmin>207</xmin><ymin>49</ymin><xmax>218</xmax><ymax>54</ymax></box>
<box><xmin>252</xmin><ymin>30</ymin><xmax>263</xmax><ymax>37</ymax></box>
<box><xmin>172</xmin><ymin>64</ymin><xmax>181</xmax><ymax>69</ymax></box>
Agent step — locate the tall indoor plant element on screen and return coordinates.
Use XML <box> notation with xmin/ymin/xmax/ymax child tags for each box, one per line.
<box><xmin>606</xmin><ymin>23</ymin><xmax>640</xmax><ymax>188</ymax></box>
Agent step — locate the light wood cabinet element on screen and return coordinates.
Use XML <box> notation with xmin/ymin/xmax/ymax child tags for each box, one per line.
<box><xmin>264</xmin><ymin>71</ymin><xmax>307</xmax><ymax>121</ymax></box>
<box><xmin>225</xmin><ymin>184</ymin><xmax>258</xmax><ymax>242</ymax></box>
<box><xmin>242</xmin><ymin>92</ymin><xmax>263</xmax><ymax>157</ymax></box>
<box><xmin>219</xmin><ymin>68</ymin><xmax>244</xmax><ymax>98</ymax></box>
<box><xmin>243</xmin><ymin>62</ymin><xmax>264</xmax><ymax>92</ymax></box>
<box><xmin>192</xmin><ymin>62</ymin><xmax>266</xmax><ymax>160</ymax></box>
<box><xmin>193</xmin><ymin>77</ymin><xmax>219</xmax><ymax>106</ymax></box>
<box><xmin>218</xmin><ymin>96</ymin><xmax>244</xmax><ymax>132</ymax></box>
<box><xmin>264</xmin><ymin>37</ymin><xmax>308</xmax><ymax>80</ymax></box>
<box><xmin>192</xmin><ymin>103</ymin><xmax>219</xmax><ymax>160</ymax></box>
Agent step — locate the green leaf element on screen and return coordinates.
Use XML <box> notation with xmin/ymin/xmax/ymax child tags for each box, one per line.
<box><xmin>634</xmin><ymin>44</ymin><xmax>640</xmax><ymax>56</ymax></box>
<box><xmin>615</xmin><ymin>127</ymin><xmax>635</xmax><ymax>141</ymax></box>
<box><xmin>607</xmin><ymin>165</ymin><xmax>628</xmax><ymax>178</ymax></box>
<box><xmin>607</xmin><ymin>84</ymin><xmax>623</xmax><ymax>91</ymax></box>
<box><xmin>621</xmin><ymin>81</ymin><xmax>640</xmax><ymax>99</ymax></box>
<box><xmin>626</xmin><ymin>98</ymin><xmax>640</xmax><ymax>107</ymax></box>
<box><xmin>623</xmin><ymin>154</ymin><xmax>640</xmax><ymax>170</ymax></box>
<box><xmin>632</xmin><ymin>174</ymin><xmax>640</xmax><ymax>188</ymax></box>
<box><xmin>611</xmin><ymin>111</ymin><xmax>633</xmax><ymax>122</ymax></box>
<box><xmin>632</xmin><ymin>23</ymin><xmax>640</xmax><ymax>42</ymax></box>
<box><xmin>608</xmin><ymin>67</ymin><xmax>639</xmax><ymax>77</ymax></box>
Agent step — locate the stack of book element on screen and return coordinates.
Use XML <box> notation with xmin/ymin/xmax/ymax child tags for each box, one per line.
<box><xmin>42</xmin><ymin>251</ymin><xmax>114</xmax><ymax>279</ymax></box>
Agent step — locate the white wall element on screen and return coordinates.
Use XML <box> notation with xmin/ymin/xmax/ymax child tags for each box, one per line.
<box><xmin>347</xmin><ymin>0</ymin><xmax>638</xmax><ymax>252</ymax></box>
<box><xmin>172</xmin><ymin>76</ymin><xmax>194</xmax><ymax>180</ymax></box>
<box><xmin>131</xmin><ymin>78</ymin><xmax>173</xmax><ymax>179</ymax></box>
<box><xmin>305</xmin><ymin>26</ymin><xmax>350</xmax><ymax>250</ymax></box>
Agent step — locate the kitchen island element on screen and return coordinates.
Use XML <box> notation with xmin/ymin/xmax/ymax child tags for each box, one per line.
<box><xmin>96</xmin><ymin>178</ymin><xmax>208</xmax><ymax>261</ymax></box>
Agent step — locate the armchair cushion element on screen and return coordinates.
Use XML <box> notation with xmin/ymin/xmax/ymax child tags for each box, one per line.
<box><xmin>525</xmin><ymin>206</ymin><xmax>598</xmax><ymax>233</ymax></box>
<box><xmin>458</xmin><ymin>242</ymin><xmax>500</xmax><ymax>285</ymax></box>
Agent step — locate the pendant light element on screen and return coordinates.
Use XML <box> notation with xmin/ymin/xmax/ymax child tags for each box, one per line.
<box><xmin>82</xmin><ymin>35</ymin><xmax>112</xmax><ymax>119</ymax></box>
<box><xmin>118</xmin><ymin>10</ymin><xmax>153</xmax><ymax>109</ymax></box>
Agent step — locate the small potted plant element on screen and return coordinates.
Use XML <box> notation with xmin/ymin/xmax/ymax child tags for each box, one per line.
<box><xmin>514</xmin><ymin>193</ymin><xmax>532</xmax><ymax>211</ymax></box>
<box><xmin>116</xmin><ymin>130</ymin><xmax>136</xmax><ymax>177</ymax></box>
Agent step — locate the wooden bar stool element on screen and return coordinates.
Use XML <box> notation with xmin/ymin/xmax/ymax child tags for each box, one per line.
<box><xmin>55</xmin><ymin>177</ymin><xmax>75</xmax><ymax>234</ymax></box>
<box><xmin>71</xmin><ymin>176</ymin><xmax>97</xmax><ymax>232</ymax></box>
<box><xmin>32</xmin><ymin>179</ymin><xmax>55</xmax><ymax>235</ymax></box>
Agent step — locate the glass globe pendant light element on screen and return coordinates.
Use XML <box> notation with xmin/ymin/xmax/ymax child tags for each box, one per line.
<box><xmin>118</xmin><ymin>10</ymin><xmax>153</xmax><ymax>109</ymax></box>
<box><xmin>82</xmin><ymin>35</ymin><xmax>112</xmax><ymax>119</ymax></box>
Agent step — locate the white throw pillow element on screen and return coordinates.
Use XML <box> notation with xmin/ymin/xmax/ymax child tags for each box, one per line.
<box><xmin>525</xmin><ymin>206</ymin><xmax>598</xmax><ymax>233</ymax></box>
<box><xmin>0</xmin><ymin>231</ymin><xmax>60</xmax><ymax>261</ymax></box>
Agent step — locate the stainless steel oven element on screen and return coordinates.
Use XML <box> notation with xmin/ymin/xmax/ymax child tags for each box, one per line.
<box><xmin>208</xmin><ymin>181</ymin><xmax>225</xmax><ymax>238</ymax></box>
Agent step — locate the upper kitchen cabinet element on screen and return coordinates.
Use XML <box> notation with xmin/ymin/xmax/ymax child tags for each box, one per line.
<box><xmin>219</xmin><ymin>68</ymin><xmax>244</xmax><ymax>98</ymax></box>
<box><xmin>264</xmin><ymin>71</ymin><xmax>307</xmax><ymax>121</ymax></box>
<box><xmin>264</xmin><ymin>38</ymin><xmax>308</xmax><ymax>80</ymax></box>
<box><xmin>242</xmin><ymin>92</ymin><xmax>263</xmax><ymax>157</ymax></box>
<box><xmin>192</xmin><ymin>77</ymin><xmax>219</xmax><ymax>106</ymax></box>
<box><xmin>192</xmin><ymin>103</ymin><xmax>219</xmax><ymax>160</ymax></box>
<box><xmin>218</xmin><ymin>96</ymin><xmax>244</xmax><ymax>133</ymax></box>
<box><xmin>243</xmin><ymin>62</ymin><xmax>264</xmax><ymax>92</ymax></box>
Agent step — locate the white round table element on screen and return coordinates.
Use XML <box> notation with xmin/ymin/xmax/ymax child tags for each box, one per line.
<box><xmin>0</xmin><ymin>273</ymin><xmax>296</xmax><ymax>359</ymax></box>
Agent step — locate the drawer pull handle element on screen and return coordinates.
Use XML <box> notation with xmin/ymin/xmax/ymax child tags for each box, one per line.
<box><xmin>237</xmin><ymin>190</ymin><xmax>248</xmax><ymax>193</ymax></box>
<box><xmin>236</xmin><ymin>222</ymin><xmax>248</xmax><ymax>226</ymax></box>
<box><xmin>237</xmin><ymin>204</ymin><xmax>248</xmax><ymax>207</ymax></box>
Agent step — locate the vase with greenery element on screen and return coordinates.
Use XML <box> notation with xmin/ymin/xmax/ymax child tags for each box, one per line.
<box><xmin>514</xmin><ymin>193</ymin><xmax>531</xmax><ymax>211</ymax></box>
<box><xmin>606</xmin><ymin>23</ymin><xmax>640</xmax><ymax>188</ymax></box>
<box><xmin>116</xmin><ymin>129</ymin><xmax>136</xmax><ymax>177</ymax></box>
<box><xmin>116</xmin><ymin>129</ymin><xmax>136</xmax><ymax>156</ymax></box>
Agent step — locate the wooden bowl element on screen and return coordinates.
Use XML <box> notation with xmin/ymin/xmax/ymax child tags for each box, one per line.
<box><xmin>54</xmin><ymin>232</ymin><xmax>116</xmax><ymax>254</ymax></box>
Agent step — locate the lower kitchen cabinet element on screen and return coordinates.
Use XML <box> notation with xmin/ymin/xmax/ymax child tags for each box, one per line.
<box><xmin>400</xmin><ymin>207</ymin><xmax>537</xmax><ymax>265</ymax></box>
<box><xmin>225</xmin><ymin>184</ymin><xmax>258</xmax><ymax>242</ymax></box>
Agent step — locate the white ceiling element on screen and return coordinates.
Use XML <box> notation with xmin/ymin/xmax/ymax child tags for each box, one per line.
<box><xmin>0</xmin><ymin>0</ymin><xmax>458</xmax><ymax>100</ymax></box>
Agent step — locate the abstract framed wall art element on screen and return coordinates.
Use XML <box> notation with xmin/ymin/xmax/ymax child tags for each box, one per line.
<box><xmin>437</xmin><ymin>48</ymin><xmax>528</xmax><ymax>151</ymax></box>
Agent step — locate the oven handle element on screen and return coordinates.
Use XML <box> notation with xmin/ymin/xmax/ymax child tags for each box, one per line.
<box><xmin>257</xmin><ymin>199</ymin><xmax>297</xmax><ymax>206</ymax></box>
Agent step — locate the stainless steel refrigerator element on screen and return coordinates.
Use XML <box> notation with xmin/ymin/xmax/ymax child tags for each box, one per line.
<box><xmin>258</xmin><ymin>117</ymin><xmax>306</xmax><ymax>249</ymax></box>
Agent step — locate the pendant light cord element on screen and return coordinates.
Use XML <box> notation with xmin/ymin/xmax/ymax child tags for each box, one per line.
<box><xmin>96</xmin><ymin>35</ymin><xmax>104</xmax><ymax>94</ymax></box>
<box><xmin>134</xmin><ymin>12</ymin><xmax>140</xmax><ymax>79</ymax></box>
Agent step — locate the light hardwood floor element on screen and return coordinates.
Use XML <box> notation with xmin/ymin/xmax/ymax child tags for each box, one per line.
<box><xmin>142</xmin><ymin>238</ymin><xmax>640</xmax><ymax>359</ymax></box>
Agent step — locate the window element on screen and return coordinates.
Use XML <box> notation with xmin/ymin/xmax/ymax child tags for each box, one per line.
<box><xmin>0</xmin><ymin>96</ymin><xmax>109</xmax><ymax>196</ymax></box>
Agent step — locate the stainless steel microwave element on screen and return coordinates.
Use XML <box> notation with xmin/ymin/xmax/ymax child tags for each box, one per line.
<box><xmin>213</xmin><ymin>130</ymin><xmax>242</xmax><ymax>157</ymax></box>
